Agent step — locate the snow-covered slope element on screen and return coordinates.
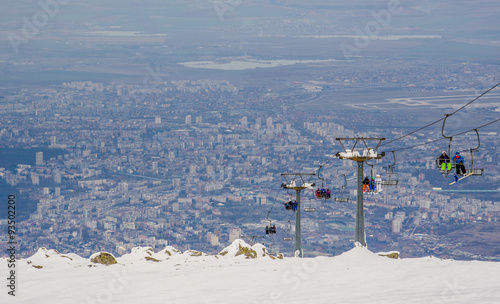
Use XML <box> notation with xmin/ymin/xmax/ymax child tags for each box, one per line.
<box><xmin>1</xmin><ymin>241</ymin><xmax>499</xmax><ymax>303</ymax></box>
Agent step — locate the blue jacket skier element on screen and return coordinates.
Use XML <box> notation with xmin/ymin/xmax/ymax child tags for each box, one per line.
<box><xmin>453</xmin><ymin>152</ymin><xmax>466</xmax><ymax>176</ymax></box>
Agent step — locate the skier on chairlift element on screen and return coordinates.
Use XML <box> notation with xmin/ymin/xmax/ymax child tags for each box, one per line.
<box><xmin>369</xmin><ymin>177</ymin><xmax>376</xmax><ymax>193</ymax></box>
<box><xmin>363</xmin><ymin>176</ymin><xmax>370</xmax><ymax>193</ymax></box>
<box><xmin>438</xmin><ymin>151</ymin><xmax>452</xmax><ymax>172</ymax></box>
<box><xmin>454</xmin><ymin>151</ymin><xmax>466</xmax><ymax>178</ymax></box>
<box><xmin>375</xmin><ymin>174</ymin><xmax>383</xmax><ymax>193</ymax></box>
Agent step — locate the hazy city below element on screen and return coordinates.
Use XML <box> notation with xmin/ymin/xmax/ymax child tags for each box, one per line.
<box><xmin>0</xmin><ymin>0</ymin><xmax>499</xmax><ymax>260</ymax></box>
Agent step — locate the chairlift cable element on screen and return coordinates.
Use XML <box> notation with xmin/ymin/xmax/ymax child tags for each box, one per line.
<box><xmin>385</xmin><ymin>118</ymin><xmax>500</xmax><ymax>153</ymax></box>
<box><xmin>380</xmin><ymin>82</ymin><xmax>500</xmax><ymax>148</ymax></box>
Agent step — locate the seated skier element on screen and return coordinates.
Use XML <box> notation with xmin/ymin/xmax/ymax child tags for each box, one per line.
<box><xmin>375</xmin><ymin>174</ymin><xmax>383</xmax><ymax>193</ymax></box>
<box><xmin>437</xmin><ymin>151</ymin><xmax>452</xmax><ymax>172</ymax></box>
<box><xmin>454</xmin><ymin>151</ymin><xmax>466</xmax><ymax>178</ymax></box>
<box><xmin>363</xmin><ymin>176</ymin><xmax>370</xmax><ymax>192</ymax></box>
<box><xmin>326</xmin><ymin>189</ymin><xmax>331</xmax><ymax>199</ymax></box>
<box><xmin>369</xmin><ymin>177</ymin><xmax>376</xmax><ymax>193</ymax></box>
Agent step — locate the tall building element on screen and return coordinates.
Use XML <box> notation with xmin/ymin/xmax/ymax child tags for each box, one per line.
<box><xmin>185</xmin><ymin>115</ymin><xmax>192</xmax><ymax>124</ymax></box>
<box><xmin>189</xmin><ymin>164</ymin><xmax>197</xmax><ymax>174</ymax></box>
<box><xmin>229</xmin><ymin>228</ymin><xmax>241</xmax><ymax>243</ymax></box>
<box><xmin>54</xmin><ymin>172</ymin><xmax>62</xmax><ymax>184</ymax></box>
<box><xmin>392</xmin><ymin>219</ymin><xmax>403</xmax><ymax>233</ymax></box>
<box><xmin>195</xmin><ymin>116</ymin><xmax>202</xmax><ymax>124</ymax></box>
<box><xmin>241</xmin><ymin>116</ymin><xmax>248</xmax><ymax>128</ymax></box>
<box><xmin>155</xmin><ymin>116</ymin><xmax>162</xmax><ymax>124</ymax></box>
<box><xmin>50</xmin><ymin>136</ymin><xmax>57</xmax><ymax>146</ymax></box>
<box><xmin>210</xmin><ymin>235</ymin><xmax>219</xmax><ymax>246</ymax></box>
<box><xmin>266</xmin><ymin>117</ymin><xmax>273</xmax><ymax>129</ymax></box>
<box><xmin>36</xmin><ymin>151</ymin><xmax>43</xmax><ymax>166</ymax></box>
<box><xmin>255</xmin><ymin>117</ymin><xmax>261</xmax><ymax>129</ymax></box>
<box><xmin>392</xmin><ymin>212</ymin><xmax>406</xmax><ymax>233</ymax></box>
<box><xmin>31</xmin><ymin>173</ymin><xmax>39</xmax><ymax>185</ymax></box>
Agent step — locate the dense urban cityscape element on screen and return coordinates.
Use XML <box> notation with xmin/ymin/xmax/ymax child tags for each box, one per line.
<box><xmin>1</xmin><ymin>71</ymin><xmax>499</xmax><ymax>260</ymax></box>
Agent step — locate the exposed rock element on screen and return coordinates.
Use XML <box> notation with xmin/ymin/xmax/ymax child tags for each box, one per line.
<box><xmin>377</xmin><ymin>251</ymin><xmax>400</xmax><ymax>259</ymax></box>
<box><xmin>90</xmin><ymin>252</ymin><xmax>118</xmax><ymax>265</ymax></box>
<box><xmin>145</xmin><ymin>256</ymin><xmax>161</xmax><ymax>262</ymax></box>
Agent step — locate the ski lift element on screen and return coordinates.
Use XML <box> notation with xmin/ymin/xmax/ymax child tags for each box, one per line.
<box><xmin>283</xmin><ymin>192</ymin><xmax>294</xmax><ymax>211</ymax></box>
<box><xmin>265</xmin><ymin>216</ymin><xmax>277</xmax><ymax>235</ymax></box>
<box><xmin>439</xmin><ymin>115</ymin><xmax>484</xmax><ymax>178</ymax></box>
<box><xmin>283</xmin><ymin>221</ymin><xmax>293</xmax><ymax>241</ymax></box>
<box><xmin>304</xmin><ymin>198</ymin><xmax>316</xmax><ymax>212</ymax></box>
<box><xmin>284</xmin><ymin>200</ymin><xmax>298</xmax><ymax>211</ymax></box>
<box><xmin>263</xmin><ymin>212</ymin><xmax>278</xmax><ymax>255</ymax></box>
<box><xmin>365</xmin><ymin>159</ymin><xmax>377</xmax><ymax>193</ymax></box>
<box><xmin>334</xmin><ymin>174</ymin><xmax>350</xmax><ymax>203</ymax></box>
<box><xmin>315</xmin><ymin>166</ymin><xmax>330</xmax><ymax>200</ymax></box>
<box><xmin>436</xmin><ymin>114</ymin><xmax>456</xmax><ymax>177</ymax></box>
<box><xmin>465</xmin><ymin>129</ymin><xmax>484</xmax><ymax>176</ymax></box>
<box><xmin>380</xmin><ymin>151</ymin><xmax>399</xmax><ymax>186</ymax></box>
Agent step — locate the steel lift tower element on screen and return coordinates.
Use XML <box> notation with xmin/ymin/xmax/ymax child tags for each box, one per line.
<box><xmin>335</xmin><ymin>138</ymin><xmax>385</xmax><ymax>247</ymax></box>
<box><xmin>280</xmin><ymin>173</ymin><xmax>315</xmax><ymax>257</ymax></box>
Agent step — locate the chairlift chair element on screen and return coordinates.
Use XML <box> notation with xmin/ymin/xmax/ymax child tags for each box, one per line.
<box><xmin>380</xmin><ymin>151</ymin><xmax>399</xmax><ymax>186</ymax></box>
<box><xmin>304</xmin><ymin>198</ymin><xmax>316</xmax><ymax>212</ymax></box>
<box><xmin>334</xmin><ymin>174</ymin><xmax>350</xmax><ymax>203</ymax></box>
<box><xmin>441</xmin><ymin>116</ymin><xmax>484</xmax><ymax>178</ymax></box>
<box><xmin>334</xmin><ymin>193</ymin><xmax>349</xmax><ymax>203</ymax></box>
<box><xmin>465</xmin><ymin>129</ymin><xmax>484</xmax><ymax>176</ymax></box>
<box><xmin>437</xmin><ymin>114</ymin><xmax>459</xmax><ymax>178</ymax></box>
<box><xmin>316</xmin><ymin>165</ymin><xmax>331</xmax><ymax>200</ymax></box>
<box><xmin>435</xmin><ymin>157</ymin><xmax>456</xmax><ymax>176</ymax></box>
<box><xmin>264</xmin><ymin>212</ymin><xmax>277</xmax><ymax>235</ymax></box>
<box><xmin>380</xmin><ymin>168</ymin><xmax>399</xmax><ymax>186</ymax></box>
<box><xmin>435</xmin><ymin>136</ymin><xmax>455</xmax><ymax>177</ymax></box>
<box><xmin>283</xmin><ymin>221</ymin><xmax>294</xmax><ymax>241</ymax></box>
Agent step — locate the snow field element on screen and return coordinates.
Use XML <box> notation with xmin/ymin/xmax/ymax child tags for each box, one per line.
<box><xmin>1</xmin><ymin>241</ymin><xmax>499</xmax><ymax>304</ymax></box>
